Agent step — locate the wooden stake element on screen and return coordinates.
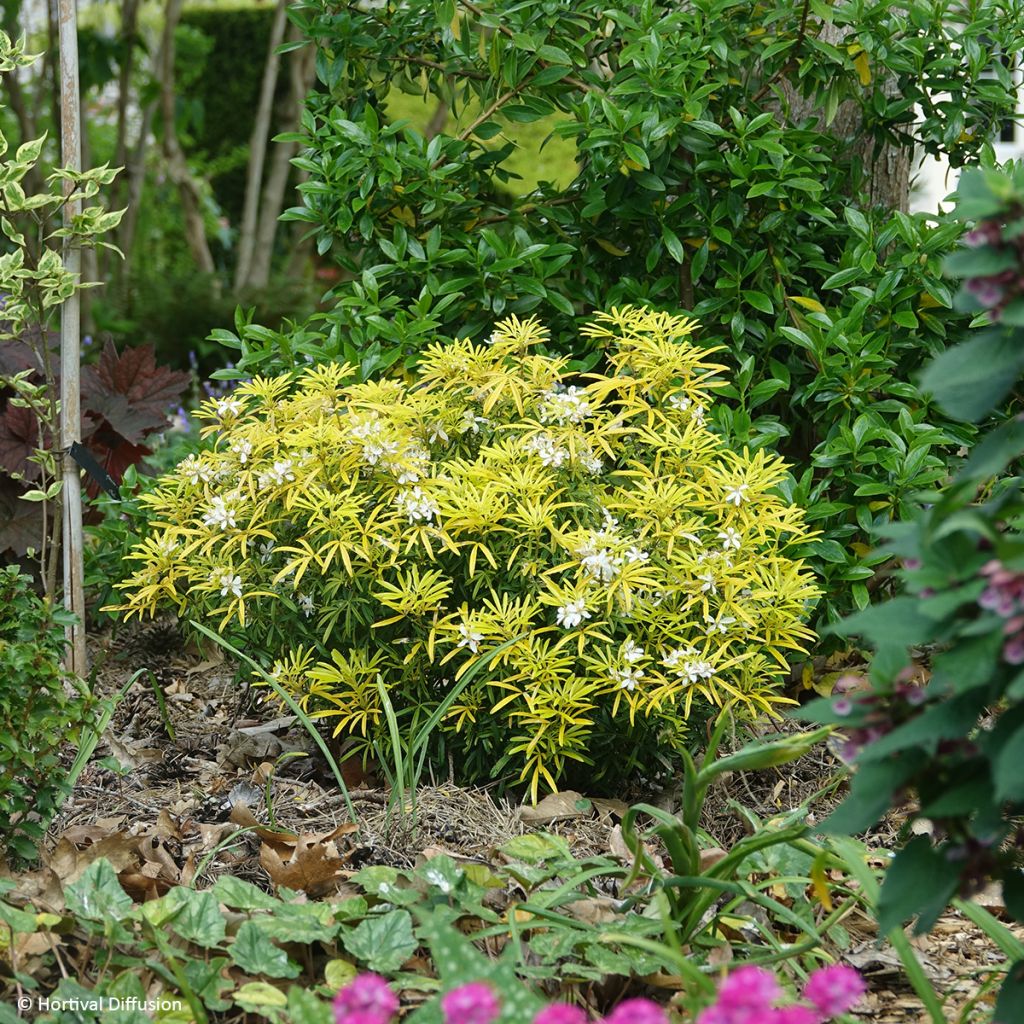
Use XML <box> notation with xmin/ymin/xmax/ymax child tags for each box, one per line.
<box><xmin>58</xmin><ymin>0</ymin><xmax>86</xmax><ymax>676</ymax></box>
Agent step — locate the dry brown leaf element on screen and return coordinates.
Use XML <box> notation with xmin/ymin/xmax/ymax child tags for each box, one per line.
<box><xmin>259</xmin><ymin>834</ymin><xmax>350</xmax><ymax>896</ymax></box>
<box><xmin>566</xmin><ymin>896</ymin><xmax>619</xmax><ymax>924</ymax></box>
<box><xmin>699</xmin><ymin>847</ymin><xmax>728</xmax><ymax>871</ymax></box>
<box><xmin>591</xmin><ymin>797</ymin><xmax>630</xmax><ymax>819</ymax></box>
<box><xmin>520</xmin><ymin>791</ymin><xmax>587</xmax><ymax>824</ymax></box>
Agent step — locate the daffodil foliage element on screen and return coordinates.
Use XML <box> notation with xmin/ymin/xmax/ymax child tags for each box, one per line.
<box><xmin>112</xmin><ymin>308</ymin><xmax>819</xmax><ymax>796</ymax></box>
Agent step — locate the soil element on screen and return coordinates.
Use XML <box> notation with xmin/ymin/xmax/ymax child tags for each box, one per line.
<box><xmin>22</xmin><ymin>619</ymin><xmax>1024</xmax><ymax>1022</ymax></box>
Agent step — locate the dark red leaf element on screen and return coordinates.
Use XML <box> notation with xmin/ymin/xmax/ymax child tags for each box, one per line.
<box><xmin>0</xmin><ymin>403</ymin><xmax>41</xmax><ymax>479</ymax></box>
<box><xmin>0</xmin><ymin>477</ymin><xmax>41</xmax><ymax>556</ymax></box>
<box><xmin>81</xmin><ymin>341</ymin><xmax>190</xmax><ymax>445</ymax></box>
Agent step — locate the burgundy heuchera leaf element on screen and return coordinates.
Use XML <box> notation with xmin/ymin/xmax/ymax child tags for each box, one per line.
<box><xmin>81</xmin><ymin>340</ymin><xmax>190</xmax><ymax>446</ymax></box>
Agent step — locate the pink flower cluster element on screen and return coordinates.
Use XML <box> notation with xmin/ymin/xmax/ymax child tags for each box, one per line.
<box><xmin>979</xmin><ymin>560</ymin><xmax>1024</xmax><ymax>664</ymax></box>
<box><xmin>333</xmin><ymin>965</ymin><xmax>863</xmax><ymax>1024</ymax></box>
<box><xmin>696</xmin><ymin>965</ymin><xmax>865</xmax><ymax>1024</ymax></box>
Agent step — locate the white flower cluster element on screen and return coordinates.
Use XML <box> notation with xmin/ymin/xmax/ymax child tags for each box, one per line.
<box><xmin>539</xmin><ymin>385</ymin><xmax>592</xmax><ymax>425</ymax></box>
<box><xmin>257</xmin><ymin>458</ymin><xmax>296</xmax><ymax>489</ymax></box>
<box><xmin>348</xmin><ymin>413</ymin><xmax>431</xmax><ymax>482</ymax></box>
<box><xmin>459</xmin><ymin>411</ymin><xmax>490</xmax><ymax>435</ymax></box>
<box><xmin>662</xmin><ymin>646</ymin><xmax>715</xmax><ymax>684</ymax></box>
<box><xmin>202</xmin><ymin>495</ymin><xmax>238</xmax><ymax>531</ymax></box>
<box><xmin>395</xmin><ymin>486</ymin><xmax>439</xmax><ymax>524</ymax></box>
<box><xmin>556</xmin><ymin>598</ymin><xmax>591</xmax><ymax>629</ymax></box>
<box><xmin>179</xmin><ymin>454</ymin><xmax>215</xmax><ymax>486</ymax></box>
<box><xmin>231</xmin><ymin>438</ymin><xmax>253</xmax><ymax>464</ymax></box>
<box><xmin>609</xmin><ymin>638</ymin><xmax>645</xmax><ymax>691</ymax></box>
<box><xmin>524</xmin><ymin>432</ymin><xmax>569</xmax><ymax>469</ymax></box>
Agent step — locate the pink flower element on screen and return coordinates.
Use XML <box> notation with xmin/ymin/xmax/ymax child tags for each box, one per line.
<box><xmin>441</xmin><ymin>982</ymin><xmax>501</xmax><ymax>1024</ymax></box>
<box><xmin>718</xmin><ymin>967</ymin><xmax>782</xmax><ymax>1011</ymax></box>
<box><xmin>802</xmin><ymin>965</ymin><xmax>865</xmax><ymax>1018</ymax></box>
<box><xmin>534</xmin><ymin>1005</ymin><xmax>589</xmax><ymax>1024</ymax></box>
<box><xmin>604</xmin><ymin>999</ymin><xmax>668</xmax><ymax>1024</ymax></box>
<box><xmin>334</xmin><ymin>973</ymin><xmax>399</xmax><ymax>1024</ymax></box>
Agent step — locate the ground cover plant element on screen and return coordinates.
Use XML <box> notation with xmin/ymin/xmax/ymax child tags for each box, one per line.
<box><xmin>110</xmin><ymin>307</ymin><xmax>820</xmax><ymax>798</ymax></box>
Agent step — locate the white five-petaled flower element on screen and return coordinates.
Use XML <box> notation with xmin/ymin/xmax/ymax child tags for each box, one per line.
<box><xmin>621</xmin><ymin>638</ymin><xmax>645</xmax><ymax>664</ymax></box>
<box><xmin>457</xmin><ymin>622</ymin><xmax>484</xmax><ymax>654</ymax></box>
<box><xmin>692</xmin><ymin>404</ymin><xmax>706</xmax><ymax>425</ymax></box>
<box><xmin>297</xmin><ymin>593</ymin><xmax>315</xmax><ymax>618</ymax></box>
<box><xmin>556</xmin><ymin>599</ymin><xmax>591</xmax><ymax>629</ymax></box>
<box><xmin>625</xmin><ymin>545</ymin><xmax>649</xmax><ymax>564</ymax></box>
<box><xmin>717</xmin><ymin>527</ymin><xmax>742</xmax><ymax>550</ymax></box>
<box><xmin>524</xmin><ymin>432</ymin><xmax>568</xmax><ymax>468</ymax></box>
<box><xmin>610</xmin><ymin>666</ymin><xmax>644</xmax><ymax>691</ymax></box>
<box><xmin>459</xmin><ymin>411</ymin><xmax>490</xmax><ymax>435</ymax></box>
<box><xmin>217</xmin><ymin>571</ymin><xmax>242</xmax><ymax>599</ymax></box>
<box><xmin>428</xmin><ymin>423</ymin><xmax>449</xmax><ymax>445</ymax></box>
<box><xmin>202</xmin><ymin>496</ymin><xmax>237</xmax><ymax>531</ymax></box>
<box><xmin>259</xmin><ymin>459</ymin><xmax>296</xmax><ymax>489</ymax></box>
<box><xmin>581</xmin><ymin>547</ymin><xmax>622</xmax><ymax>583</ymax></box>
<box><xmin>724</xmin><ymin>483</ymin><xmax>748</xmax><ymax>506</ymax></box>
<box><xmin>215</xmin><ymin>397</ymin><xmax>243</xmax><ymax>419</ymax></box>
<box><xmin>231</xmin><ymin>439</ymin><xmax>253</xmax><ymax>464</ymax></box>
<box><xmin>668</xmin><ymin>392</ymin><xmax>691</xmax><ymax>412</ymax></box>
<box><xmin>396</xmin><ymin>487</ymin><xmax>439</xmax><ymax>524</ymax></box>
<box><xmin>698</xmin><ymin>571</ymin><xmax>717</xmax><ymax>594</ymax></box>
<box><xmin>257</xmin><ymin>540</ymin><xmax>275</xmax><ymax>564</ymax></box>
<box><xmin>179</xmin><ymin>454</ymin><xmax>213</xmax><ymax>486</ymax></box>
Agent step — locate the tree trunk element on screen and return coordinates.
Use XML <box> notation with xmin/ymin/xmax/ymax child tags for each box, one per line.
<box><xmin>159</xmin><ymin>0</ymin><xmax>216</xmax><ymax>277</ymax></box>
<box><xmin>235</xmin><ymin>0</ymin><xmax>289</xmax><ymax>292</ymax></box>
<box><xmin>245</xmin><ymin>27</ymin><xmax>316</xmax><ymax>291</ymax></box>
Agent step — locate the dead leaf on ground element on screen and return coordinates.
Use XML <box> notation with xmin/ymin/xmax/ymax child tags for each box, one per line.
<box><xmin>520</xmin><ymin>791</ymin><xmax>588</xmax><ymax>824</ymax></box>
<box><xmin>259</xmin><ymin>833</ymin><xmax>354</xmax><ymax>897</ymax></box>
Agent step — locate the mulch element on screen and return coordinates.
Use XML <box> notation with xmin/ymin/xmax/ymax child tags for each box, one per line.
<box><xmin>19</xmin><ymin>618</ymin><xmax>1021</xmax><ymax>1021</ymax></box>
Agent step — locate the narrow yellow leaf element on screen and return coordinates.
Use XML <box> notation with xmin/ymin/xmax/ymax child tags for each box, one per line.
<box><xmin>789</xmin><ymin>295</ymin><xmax>826</xmax><ymax>313</ymax></box>
<box><xmin>853</xmin><ymin>51</ymin><xmax>871</xmax><ymax>87</ymax></box>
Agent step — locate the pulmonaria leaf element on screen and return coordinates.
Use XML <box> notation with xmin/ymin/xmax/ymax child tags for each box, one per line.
<box><xmin>81</xmin><ymin>340</ymin><xmax>189</xmax><ymax>446</ymax></box>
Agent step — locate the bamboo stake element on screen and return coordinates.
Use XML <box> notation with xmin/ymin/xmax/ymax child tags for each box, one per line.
<box><xmin>57</xmin><ymin>0</ymin><xmax>86</xmax><ymax>676</ymax></box>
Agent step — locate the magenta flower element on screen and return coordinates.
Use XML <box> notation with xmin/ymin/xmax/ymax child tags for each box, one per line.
<box><xmin>441</xmin><ymin>982</ymin><xmax>501</xmax><ymax>1024</ymax></box>
<box><xmin>604</xmin><ymin>998</ymin><xmax>668</xmax><ymax>1024</ymax></box>
<box><xmin>334</xmin><ymin>973</ymin><xmax>399</xmax><ymax>1024</ymax></box>
<box><xmin>534</xmin><ymin>1005</ymin><xmax>589</xmax><ymax>1024</ymax></box>
<box><xmin>802</xmin><ymin>965</ymin><xmax>866</xmax><ymax>1018</ymax></box>
<box><xmin>718</xmin><ymin>966</ymin><xmax>782</xmax><ymax>1011</ymax></box>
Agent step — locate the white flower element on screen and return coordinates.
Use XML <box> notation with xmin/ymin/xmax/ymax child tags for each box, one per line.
<box><xmin>231</xmin><ymin>439</ymin><xmax>253</xmax><ymax>464</ymax></box>
<box><xmin>459</xmin><ymin>411</ymin><xmax>490</xmax><ymax>435</ymax></box>
<box><xmin>556</xmin><ymin>599</ymin><xmax>590</xmax><ymax>629</ymax></box>
<box><xmin>217</xmin><ymin>571</ymin><xmax>242</xmax><ymax>598</ymax></box>
<box><xmin>297</xmin><ymin>593</ymin><xmax>315</xmax><ymax>618</ymax></box>
<box><xmin>153</xmin><ymin>535</ymin><xmax>178</xmax><ymax>558</ymax></box>
<box><xmin>257</xmin><ymin>540</ymin><xmax>275</xmax><ymax>564</ymax></box>
<box><xmin>704</xmin><ymin>613</ymin><xmax>736</xmax><ymax>635</ymax></box>
<box><xmin>621</xmin><ymin>638</ymin><xmax>645</xmax><ymax>664</ymax></box>
<box><xmin>457</xmin><ymin>622</ymin><xmax>484</xmax><ymax>654</ymax></box>
<box><xmin>668</xmin><ymin>392</ymin><xmax>691</xmax><ymax>412</ymax></box>
<box><xmin>662</xmin><ymin>646</ymin><xmax>697</xmax><ymax>671</ymax></box>
<box><xmin>625</xmin><ymin>545</ymin><xmax>649</xmax><ymax>564</ymax></box>
<box><xmin>362</xmin><ymin>438</ymin><xmax>401</xmax><ymax>466</ymax></box>
<box><xmin>581</xmin><ymin>547</ymin><xmax>622</xmax><ymax>583</ymax></box>
<box><xmin>684</xmin><ymin>659</ymin><xmax>715</xmax><ymax>683</ymax></box>
<box><xmin>215</xmin><ymin>397</ymin><xmax>243</xmax><ymax>419</ymax></box>
<box><xmin>717</xmin><ymin>527</ymin><xmax>742</xmax><ymax>550</ymax></box>
<box><xmin>724</xmin><ymin>483</ymin><xmax>748</xmax><ymax>506</ymax></box>
<box><xmin>692</xmin><ymin>403</ymin><xmax>706</xmax><ymax>425</ymax></box>
<box><xmin>179</xmin><ymin>454</ymin><xmax>213</xmax><ymax>486</ymax></box>
<box><xmin>601</xmin><ymin>508</ymin><xmax>620</xmax><ymax>530</ymax></box>
<box><xmin>484</xmin><ymin>332</ymin><xmax>500</xmax><ymax>346</ymax></box>
<box><xmin>539</xmin><ymin>385</ymin><xmax>592</xmax><ymax>425</ymax></box>
<box><xmin>259</xmin><ymin>459</ymin><xmax>296</xmax><ymax>489</ymax></box>
<box><xmin>202</xmin><ymin>496</ymin><xmax>237</xmax><ymax>531</ymax></box>
<box><xmin>428</xmin><ymin>423</ymin><xmax>450</xmax><ymax>445</ymax></box>
<box><xmin>396</xmin><ymin>487</ymin><xmax>439</xmax><ymax>524</ymax></box>
<box><xmin>524</xmin><ymin>433</ymin><xmax>568</xmax><ymax>468</ymax></box>
<box><xmin>610</xmin><ymin>666</ymin><xmax>644</xmax><ymax>691</ymax></box>
<box><xmin>698</xmin><ymin>571</ymin><xmax>717</xmax><ymax>594</ymax></box>
<box><xmin>579</xmin><ymin>450</ymin><xmax>604</xmax><ymax>475</ymax></box>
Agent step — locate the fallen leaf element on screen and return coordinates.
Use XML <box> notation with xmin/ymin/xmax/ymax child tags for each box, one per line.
<box><xmin>520</xmin><ymin>790</ymin><xmax>587</xmax><ymax>824</ymax></box>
